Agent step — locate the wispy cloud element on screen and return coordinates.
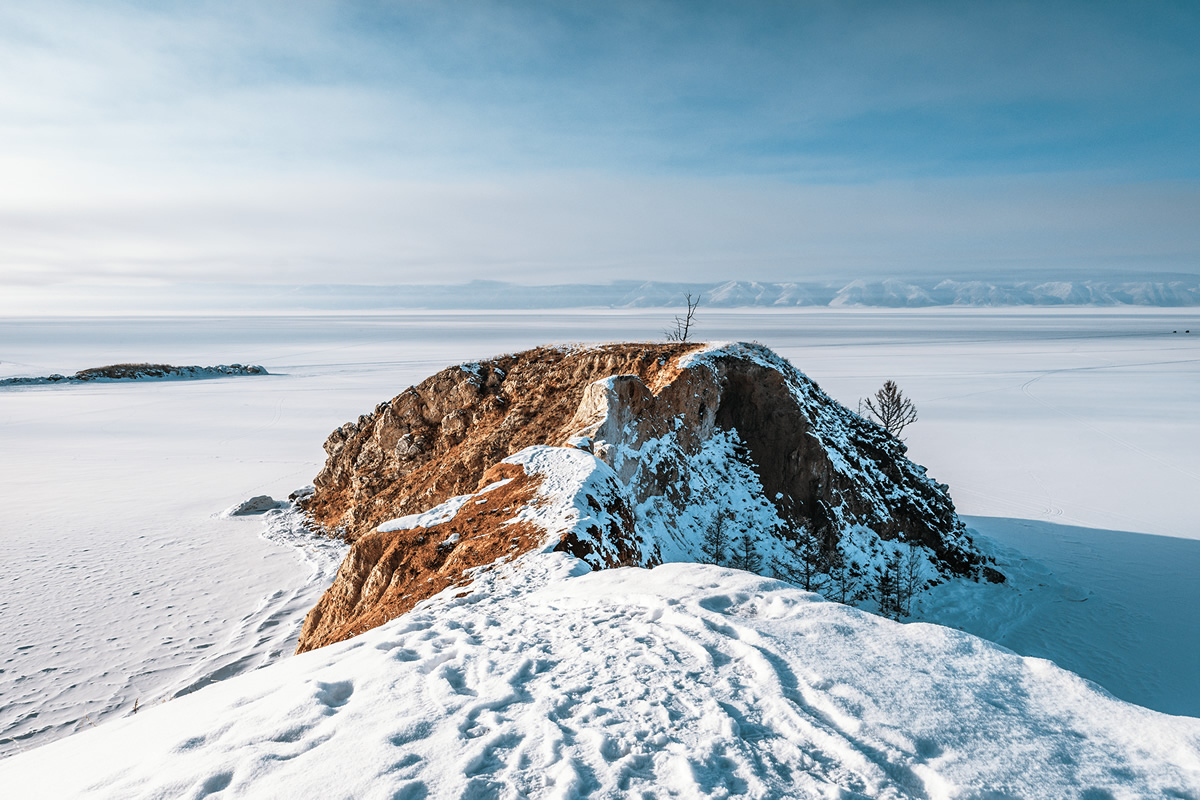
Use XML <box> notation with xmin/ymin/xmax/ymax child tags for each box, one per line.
<box><xmin>0</xmin><ymin>1</ymin><xmax>1197</xmax><ymax>293</ymax></box>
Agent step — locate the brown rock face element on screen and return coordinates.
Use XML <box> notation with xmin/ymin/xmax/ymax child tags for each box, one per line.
<box><xmin>303</xmin><ymin>343</ymin><xmax>700</xmax><ymax>540</ymax></box>
<box><xmin>297</xmin><ymin>342</ymin><xmax>995</xmax><ymax>652</ymax></box>
<box><xmin>297</xmin><ymin>463</ymin><xmax>544</xmax><ymax>650</ymax></box>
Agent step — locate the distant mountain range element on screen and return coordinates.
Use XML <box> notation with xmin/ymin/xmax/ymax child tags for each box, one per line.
<box><xmin>18</xmin><ymin>276</ymin><xmax>1200</xmax><ymax>314</ymax></box>
<box><xmin>263</xmin><ymin>276</ymin><xmax>1200</xmax><ymax>309</ymax></box>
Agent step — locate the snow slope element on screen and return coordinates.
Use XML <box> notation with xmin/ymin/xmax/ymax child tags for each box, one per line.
<box><xmin>916</xmin><ymin>516</ymin><xmax>1200</xmax><ymax>719</ymax></box>
<box><xmin>2</xmin><ymin>552</ymin><xmax>1197</xmax><ymax>800</ymax></box>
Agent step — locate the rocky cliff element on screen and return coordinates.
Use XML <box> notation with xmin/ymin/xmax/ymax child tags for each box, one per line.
<box><xmin>297</xmin><ymin>342</ymin><xmax>996</xmax><ymax>652</ymax></box>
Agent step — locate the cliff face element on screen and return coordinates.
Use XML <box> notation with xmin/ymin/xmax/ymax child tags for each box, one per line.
<box><xmin>303</xmin><ymin>344</ymin><xmax>698</xmax><ymax>537</ymax></box>
<box><xmin>297</xmin><ymin>342</ymin><xmax>996</xmax><ymax>652</ymax></box>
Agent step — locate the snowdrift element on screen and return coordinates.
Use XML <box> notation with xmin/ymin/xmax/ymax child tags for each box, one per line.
<box><xmin>3</xmin><ymin>553</ymin><xmax>1197</xmax><ymax>799</ymax></box>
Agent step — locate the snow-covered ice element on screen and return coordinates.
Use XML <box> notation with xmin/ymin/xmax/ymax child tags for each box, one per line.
<box><xmin>1</xmin><ymin>308</ymin><xmax>1197</xmax><ymax>768</ymax></box>
<box><xmin>916</xmin><ymin>515</ymin><xmax>1200</xmax><ymax>718</ymax></box>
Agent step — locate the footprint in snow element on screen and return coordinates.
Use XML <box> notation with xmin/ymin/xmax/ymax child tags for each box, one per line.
<box><xmin>315</xmin><ymin>680</ymin><xmax>354</xmax><ymax>709</ymax></box>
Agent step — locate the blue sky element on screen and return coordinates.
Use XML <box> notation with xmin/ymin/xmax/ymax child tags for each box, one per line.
<box><xmin>1</xmin><ymin>0</ymin><xmax>1197</xmax><ymax>292</ymax></box>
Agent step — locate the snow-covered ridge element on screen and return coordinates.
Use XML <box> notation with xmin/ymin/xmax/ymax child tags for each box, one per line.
<box><xmin>3</xmin><ymin>552</ymin><xmax>1197</xmax><ymax>799</ymax></box>
<box><xmin>297</xmin><ymin>341</ymin><xmax>996</xmax><ymax>651</ymax></box>
<box><xmin>0</xmin><ymin>363</ymin><xmax>267</xmax><ymax>386</ymax></box>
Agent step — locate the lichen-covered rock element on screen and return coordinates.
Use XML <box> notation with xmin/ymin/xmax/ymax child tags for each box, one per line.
<box><xmin>297</xmin><ymin>341</ymin><xmax>998</xmax><ymax>652</ymax></box>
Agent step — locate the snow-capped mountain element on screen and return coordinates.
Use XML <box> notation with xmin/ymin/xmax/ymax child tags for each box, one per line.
<box><xmin>29</xmin><ymin>276</ymin><xmax>1200</xmax><ymax>313</ymax></box>
<box><xmin>374</xmin><ymin>276</ymin><xmax>1200</xmax><ymax>308</ymax></box>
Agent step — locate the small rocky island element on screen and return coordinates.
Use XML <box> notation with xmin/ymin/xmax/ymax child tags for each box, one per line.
<box><xmin>0</xmin><ymin>362</ymin><xmax>267</xmax><ymax>386</ymax></box>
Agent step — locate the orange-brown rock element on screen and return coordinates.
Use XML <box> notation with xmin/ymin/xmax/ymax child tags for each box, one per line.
<box><xmin>297</xmin><ymin>463</ymin><xmax>544</xmax><ymax>651</ymax></box>
<box><xmin>302</xmin><ymin>343</ymin><xmax>702</xmax><ymax>540</ymax></box>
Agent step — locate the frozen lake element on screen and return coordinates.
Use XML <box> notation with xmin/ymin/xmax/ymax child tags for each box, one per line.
<box><xmin>2</xmin><ymin>308</ymin><xmax>1198</xmax><ymax>757</ymax></box>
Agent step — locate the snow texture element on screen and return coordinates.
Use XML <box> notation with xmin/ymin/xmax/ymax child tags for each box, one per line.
<box><xmin>379</xmin><ymin>479</ymin><xmax>514</xmax><ymax>533</ymax></box>
<box><xmin>3</xmin><ymin>553</ymin><xmax>1197</xmax><ymax>799</ymax></box>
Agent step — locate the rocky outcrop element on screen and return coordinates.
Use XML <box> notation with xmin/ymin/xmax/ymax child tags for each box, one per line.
<box><xmin>297</xmin><ymin>342</ymin><xmax>997</xmax><ymax>652</ymax></box>
<box><xmin>302</xmin><ymin>344</ymin><xmax>698</xmax><ymax>537</ymax></box>
<box><xmin>0</xmin><ymin>363</ymin><xmax>267</xmax><ymax>386</ymax></box>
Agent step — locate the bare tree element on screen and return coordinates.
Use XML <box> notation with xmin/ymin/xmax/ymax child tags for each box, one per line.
<box><xmin>665</xmin><ymin>293</ymin><xmax>700</xmax><ymax>342</ymax></box>
<box><xmin>859</xmin><ymin>380</ymin><xmax>918</xmax><ymax>439</ymax></box>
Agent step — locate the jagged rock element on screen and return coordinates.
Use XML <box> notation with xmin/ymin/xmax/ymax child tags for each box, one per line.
<box><xmin>288</xmin><ymin>485</ymin><xmax>315</xmax><ymax>502</ymax></box>
<box><xmin>302</xmin><ymin>344</ymin><xmax>701</xmax><ymax>536</ymax></box>
<box><xmin>297</xmin><ymin>342</ymin><xmax>997</xmax><ymax>652</ymax></box>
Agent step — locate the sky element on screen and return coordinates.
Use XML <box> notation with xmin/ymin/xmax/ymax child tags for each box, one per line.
<box><xmin>1</xmin><ymin>0</ymin><xmax>1198</xmax><ymax>299</ymax></box>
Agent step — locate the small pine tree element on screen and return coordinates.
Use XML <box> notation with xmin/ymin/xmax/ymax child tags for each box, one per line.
<box><xmin>859</xmin><ymin>380</ymin><xmax>918</xmax><ymax>439</ymax></box>
<box><xmin>875</xmin><ymin>552</ymin><xmax>902</xmax><ymax>620</ymax></box>
<box><xmin>772</xmin><ymin>522</ymin><xmax>828</xmax><ymax>593</ymax></box>
<box><xmin>897</xmin><ymin>541</ymin><xmax>924</xmax><ymax>617</ymax></box>
<box><xmin>874</xmin><ymin>546</ymin><xmax>927</xmax><ymax>620</ymax></box>
<box><xmin>826</xmin><ymin>544</ymin><xmax>864</xmax><ymax>605</ymax></box>
<box><xmin>700</xmin><ymin>511</ymin><xmax>731</xmax><ymax>566</ymax></box>
<box><xmin>728</xmin><ymin>531</ymin><xmax>762</xmax><ymax>573</ymax></box>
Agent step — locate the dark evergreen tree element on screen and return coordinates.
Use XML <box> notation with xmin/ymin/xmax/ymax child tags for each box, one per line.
<box><xmin>772</xmin><ymin>522</ymin><xmax>828</xmax><ymax>593</ymax></box>
<box><xmin>699</xmin><ymin>511</ymin><xmax>731</xmax><ymax>566</ymax></box>
<box><xmin>897</xmin><ymin>541</ymin><xmax>924</xmax><ymax>617</ymax></box>
<box><xmin>826</xmin><ymin>543</ymin><xmax>864</xmax><ymax>605</ymax></box>
<box><xmin>875</xmin><ymin>552</ymin><xmax>902</xmax><ymax>620</ymax></box>
<box><xmin>729</xmin><ymin>530</ymin><xmax>762</xmax><ymax>573</ymax></box>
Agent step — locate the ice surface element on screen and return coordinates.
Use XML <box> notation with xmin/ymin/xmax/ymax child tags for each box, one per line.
<box><xmin>1</xmin><ymin>308</ymin><xmax>1197</xmax><ymax>763</ymax></box>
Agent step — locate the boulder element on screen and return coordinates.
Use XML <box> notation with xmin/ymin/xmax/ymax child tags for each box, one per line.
<box><xmin>227</xmin><ymin>495</ymin><xmax>281</xmax><ymax>516</ymax></box>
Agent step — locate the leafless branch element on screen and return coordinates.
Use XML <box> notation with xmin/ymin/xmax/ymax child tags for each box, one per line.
<box><xmin>665</xmin><ymin>293</ymin><xmax>700</xmax><ymax>342</ymax></box>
